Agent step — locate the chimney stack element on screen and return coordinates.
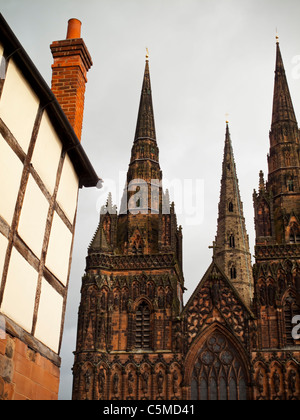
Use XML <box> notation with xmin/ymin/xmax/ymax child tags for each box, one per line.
<box><xmin>50</xmin><ymin>19</ymin><xmax>93</xmax><ymax>141</ymax></box>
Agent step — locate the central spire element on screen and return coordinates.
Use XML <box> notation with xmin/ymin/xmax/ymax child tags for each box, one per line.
<box><xmin>134</xmin><ymin>58</ymin><xmax>156</xmax><ymax>141</ymax></box>
<box><xmin>214</xmin><ymin>123</ymin><xmax>254</xmax><ymax>306</ymax></box>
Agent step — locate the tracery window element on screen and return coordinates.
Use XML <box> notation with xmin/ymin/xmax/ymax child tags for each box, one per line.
<box><xmin>191</xmin><ymin>332</ymin><xmax>247</xmax><ymax>400</ymax></box>
<box><xmin>135</xmin><ymin>301</ymin><xmax>151</xmax><ymax>349</ymax></box>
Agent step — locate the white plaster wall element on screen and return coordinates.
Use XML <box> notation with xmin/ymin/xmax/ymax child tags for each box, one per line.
<box><xmin>18</xmin><ymin>175</ymin><xmax>49</xmax><ymax>258</ymax></box>
<box><xmin>0</xmin><ymin>233</ymin><xmax>8</xmax><ymax>281</ymax></box>
<box><xmin>0</xmin><ymin>133</ymin><xmax>23</xmax><ymax>226</ymax></box>
<box><xmin>1</xmin><ymin>247</ymin><xmax>38</xmax><ymax>333</ymax></box>
<box><xmin>56</xmin><ymin>154</ymin><xmax>79</xmax><ymax>223</ymax></box>
<box><xmin>45</xmin><ymin>212</ymin><xmax>73</xmax><ymax>286</ymax></box>
<box><xmin>31</xmin><ymin>111</ymin><xmax>62</xmax><ymax>195</ymax></box>
<box><xmin>0</xmin><ymin>59</ymin><xmax>39</xmax><ymax>153</ymax></box>
<box><xmin>35</xmin><ymin>278</ymin><xmax>63</xmax><ymax>353</ymax></box>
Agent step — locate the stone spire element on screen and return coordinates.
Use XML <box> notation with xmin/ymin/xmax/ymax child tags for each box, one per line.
<box><xmin>259</xmin><ymin>40</ymin><xmax>300</xmax><ymax>244</ymax></box>
<box><xmin>214</xmin><ymin>123</ymin><xmax>254</xmax><ymax>306</ymax></box>
<box><xmin>121</xmin><ymin>57</ymin><xmax>162</xmax><ymax>216</ymax></box>
<box><xmin>134</xmin><ymin>56</ymin><xmax>156</xmax><ymax>142</ymax></box>
<box><xmin>271</xmin><ymin>40</ymin><xmax>297</xmax><ymax>127</ymax></box>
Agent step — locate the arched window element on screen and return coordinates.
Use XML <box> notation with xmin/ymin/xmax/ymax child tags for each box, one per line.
<box><xmin>228</xmin><ymin>202</ymin><xmax>234</xmax><ymax>213</ymax></box>
<box><xmin>289</xmin><ymin>222</ymin><xmax>300</xmax><ymax>244</ymax></box>
<box><xmin>135</xmin><ymin>302</ymin><xmax>151</xmax><ymax>349</ymax></box>
<box><xmin>229</xmin><ymin>235</ymin><xmax>235</xmax><ymax>248</ymax></box>
<box><xmin>190</xmin><ymin>332</ymin><xmax>247</xmax><ymax>400</ymax></box>
<box><xmin>230</xmin><ymin>266</ymin><xmax>237</xmax><ymax>280</ymax></box>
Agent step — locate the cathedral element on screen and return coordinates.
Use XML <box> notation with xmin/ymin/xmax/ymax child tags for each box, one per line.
<box><xmin>72</xmin><ymin>38</ymin><xmax>300</xmax><ymax>401</ymax></box>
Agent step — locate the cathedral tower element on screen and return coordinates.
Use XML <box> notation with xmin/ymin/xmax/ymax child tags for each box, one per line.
<box><xmin>72</xmin><ymin>56</ymin><xmax>184</xmax><ymax>400</ymax></box>
<box><xmin>252</xmin><ymin>38</ymin><xmax>300</xmax><ymax>400</ymax></box>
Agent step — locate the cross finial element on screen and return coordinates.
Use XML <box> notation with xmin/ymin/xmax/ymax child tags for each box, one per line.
<box><xmin>225</xmin><ymin>113</ymin><xmax>230</xmax><ymax>124</ymax></box>
<box><xmin>146</xmin><ymin>48</ymin><xmax>149</xmax><ymax>61</ymax></box>
<box><xmin>209</xmin><ymin>241</ymin><xmax>219</xmax><ymax>259</ymax></box>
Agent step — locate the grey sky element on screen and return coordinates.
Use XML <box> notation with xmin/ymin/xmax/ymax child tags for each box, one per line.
<box><xmin>1</xmin><ymin>0</ymin><xmax>300</xmax><ymax>400</ymax></box>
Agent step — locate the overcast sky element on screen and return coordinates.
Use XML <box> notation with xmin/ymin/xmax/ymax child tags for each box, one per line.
<box><xmin>1</xmin><ymin>0</ymin><xmax>300</xmax><ymax>400</ymax></box>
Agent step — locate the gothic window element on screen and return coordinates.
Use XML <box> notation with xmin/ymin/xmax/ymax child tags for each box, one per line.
<box><xmin>135</xmin><ymin>301</ymin><xmax>151</xmax><ymax>349</ymax></box>
<box><xmin>288</xmin><ymin>180</ymin><xmax>294</xmax><ymax>192</ymax></box>
<box><xmin>228</xmin><ymin>202</ymin><xmax>234</xmax><ymax>212</ymax></box>
<box><xmin>230</xmin><ymin>266</ymin><xmax>237</xmax><ymax>280</ymax></box>
<box><xmin>229</xmin><ymin>234</ymin><xmax>235</xmax><ymax>248</ymax></box>
<box><xmin>191</xmin><ymin>332</ymin><xmax>247</xmax><ymax>400</ymax></box>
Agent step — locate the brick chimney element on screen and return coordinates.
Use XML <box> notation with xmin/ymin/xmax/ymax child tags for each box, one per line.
<box><xmin>50</xmin><ymin>19</ymin><xmax>93</xmax><ymax>141</ymax></box>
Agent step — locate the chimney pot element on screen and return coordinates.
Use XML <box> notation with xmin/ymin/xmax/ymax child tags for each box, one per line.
<box><xmin>66</xmin><ymin>18</ymin><xmax>82</xmax><ymax>39</ymax></box>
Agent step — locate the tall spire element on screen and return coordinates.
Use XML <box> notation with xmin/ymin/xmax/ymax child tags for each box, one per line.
<box><xmin>272</xmin><ymin>40</ymin><xmax>297</xmax><ymax>127</ymax></box>
<box><xmin>214</xmin><ymin>123</ymin><xmax>254</xmax><ymax>306</ymax></box>
<box><xmin>134</xmin><ymin>58</ymin><xmax>156</xmax><ymax>141</ymax></box>
<box><xmin>122</xmin><ymin>56</ymin><xmax>161</xmax><ymax>215</ymax></box>
<box><xmin>257</xmin><ymin>39</ymin><xmax>300</xmax><ymax>244</ymax></box>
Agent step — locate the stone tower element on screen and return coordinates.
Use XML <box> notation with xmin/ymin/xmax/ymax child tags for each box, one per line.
<box><xmin>252</xmin><ymin>38</ymin><xmax>300</xmax><ymax>400</ymax></box>
<box><xmin>214</xmin><ymin>123</ymin><xmax>254</xmax><ymax>307</ymax></box>
<box><xmin>72</xmin><ymin>56</ymin><xmax>185</xmax><ymax>400</ymax></box>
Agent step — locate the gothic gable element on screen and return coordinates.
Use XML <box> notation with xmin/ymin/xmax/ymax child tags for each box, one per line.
<box><xmin>182</xmin><ymin>262</ymin><xmax>254</xmax><ymax>353</ymax></box>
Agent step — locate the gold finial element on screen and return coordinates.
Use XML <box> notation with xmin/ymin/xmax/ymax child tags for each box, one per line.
<box><xmin>276</xmin><ymin>28</ymin><xmax>279</xmax><ymax>43</ymax></box>
<box><xmin>225</xmin><ymin>113</ymin><xmax>229</xmax><ymax>124</ymax></box>
<box><xmin>146</xmin><ymin>48</ymin><xmax>149</xmax><ymax>61</ymax></box>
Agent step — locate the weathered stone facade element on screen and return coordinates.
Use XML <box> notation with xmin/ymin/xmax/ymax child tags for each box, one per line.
<box><xmin>72</xmin><ymin>41</ymin><xmax>300</xmax><ymax>401</ymax></box>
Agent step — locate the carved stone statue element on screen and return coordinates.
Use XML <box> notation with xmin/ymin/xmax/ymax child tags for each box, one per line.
<box><xmin>173</xmin><ymin>370</ymin><xmax>179</xmax><ymax>394</ymax></box>
<box><xmin>98</xmin><ymin>369</ymin><xmax>105</xmax><ymax>395</ymax></box>
<box><xmin>128</xmin><ymin>371</ymin><xmax>134</xmax><ymax>396</ymax></box>
<box><xmin>272</xmin><ymin>370</ymin><xmax>280</xmax><ymax>395</ymax></box>
<box><xmin>113</xmin><ymin>373</ymin><xmax>119</xmax><ymax>395</ymax></box>
<box><xmin>141</xmin><ymin>371</ymin><xmax>149</xmax><ymax>394</ymax></box>
<box><xmin>288</xmin><ymin>370</ymin><xmax>296</xmax><ymax>395</ymax></box>
<box><xmin>157</xmin><ymin>371</ymin><xmax>164</xmax><ymax>394</ymax></box>
<box><xmin>84</xmin><ymin>369</ymin><xmax>92</xmax><ymax>393</ymax></box>
<box><xmin>256</xmin><ymin>371</ymin><xmax>264</xmax><ymax>395</ymax></box>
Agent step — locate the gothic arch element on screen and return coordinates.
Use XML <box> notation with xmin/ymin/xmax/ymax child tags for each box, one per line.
<box><xmin>184</xmin><ymin>323</ymin><xmax>250</xmax><ymax>400</ymax></box>
<box><xmin>132</xmin><ymin>296</ymin><xmax>153</xmax><ymax>312</ymax></box>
